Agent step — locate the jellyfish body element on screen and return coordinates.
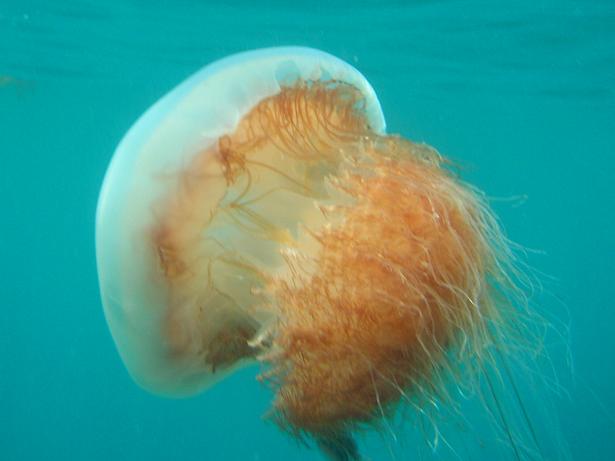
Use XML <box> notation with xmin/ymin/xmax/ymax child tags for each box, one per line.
<box><xmin>97</xmin><ymin>47</ymin><xmax>537</xmax><ymax>458</ymax></box>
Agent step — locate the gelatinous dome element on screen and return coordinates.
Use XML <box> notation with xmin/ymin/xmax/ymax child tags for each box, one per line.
<box><xmin>96</xmin><ymin>47</ymin><xmax>385</xmax><ymax>396</ymax></box>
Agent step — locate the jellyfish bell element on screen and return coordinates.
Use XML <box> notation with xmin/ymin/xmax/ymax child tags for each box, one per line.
<box><xmin>97</xmin><ymin>47</ymin><xmax>554</xmax><ymax>459</ymax></box>
<box><xmin>96</xmin><ymin>47</ymin><xmax>386</xmax><ymax>397</ymax></box>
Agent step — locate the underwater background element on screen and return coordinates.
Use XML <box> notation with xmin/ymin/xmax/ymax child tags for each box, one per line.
<box><xmin>1</xmin><ymin>0</ymin><xmax>613</xmax><ymax>460</ymax></box>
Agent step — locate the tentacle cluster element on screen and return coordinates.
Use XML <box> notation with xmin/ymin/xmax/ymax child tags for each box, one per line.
<box><xmin>151</xmin><ymin>80</ymin><xmax>543</xmax><ymax>457</ymax></box>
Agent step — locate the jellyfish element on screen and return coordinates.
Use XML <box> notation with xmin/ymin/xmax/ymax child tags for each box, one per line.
<box><xmin>96</xmin><ymin>47</ymin><xmax>549</xmax><ymax>460</ymax></box>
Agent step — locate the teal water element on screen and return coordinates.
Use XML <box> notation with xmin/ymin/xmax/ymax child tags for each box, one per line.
<box><xmin>1</xmin><ymin>1</ymin><xmax>614</xmax><ymax>460</ymax></box>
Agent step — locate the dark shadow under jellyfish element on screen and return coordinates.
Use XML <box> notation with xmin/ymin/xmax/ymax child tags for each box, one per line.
<box><xmin>96</xmin><ymin>47</ymin><xmax>565</xmax><ymax>461</ymax></box>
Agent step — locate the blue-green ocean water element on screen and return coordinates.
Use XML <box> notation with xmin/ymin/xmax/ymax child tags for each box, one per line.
<box><xmin>1</xmin><ymin>1</ymin><xmax>614</xmax><ymax>460</ymax></box>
